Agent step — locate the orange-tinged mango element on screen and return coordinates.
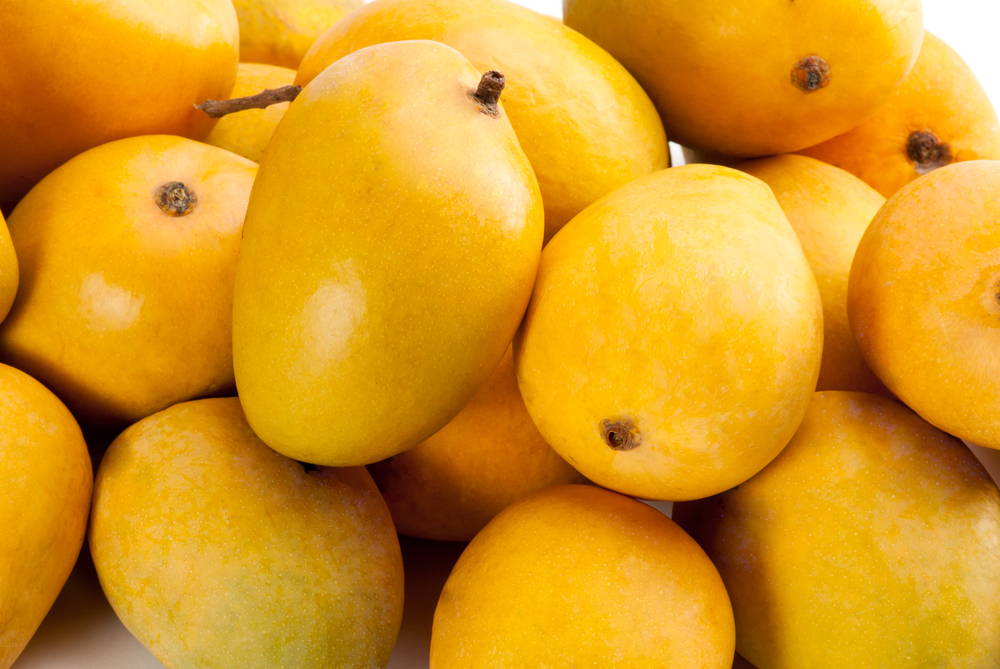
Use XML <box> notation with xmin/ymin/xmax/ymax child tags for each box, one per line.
<box><xmin>849</xmin><ymin>160</ymin><xmax>1000</xmax><ymax>449</ymax></box>
<box><xmin>205</xmin><ymin>62</ymin><xmax>296</xmax><ymax>162</ymax></box>
<box><xmin>564</xmin><ymin>0</ymin><xmax>923</xmax><ymax>157</ymax></box>
<box><xmin>235</xmin><ymin>0</ymin><xmax>362</xmax><ymax>68</ymax></box>
<box><xmin>676</xmin><ymin>392</ymin><xmax>1000</xmax><ymax>668</ymax></box>
<box><xmin>234</xmin><ymin>41</ymin><xmax>543</xmax><ymax>467</ymax></box>
<box><xmin>298</xmin><ymin>0</ymin><xmax>667</xmax><ymax>237</ymax></box>
<box><xmin>90</xmin><ymin>398</ymin><xmax>403</xmax><ymax>668</ymax></box>
<box><xmin>516</xmin><ymin>165</ymin><xmax>823</xmax><ymax>501</ymax></box>
<box><xmin>369</xmin><ymin>348</ymin><xmax>582</xmax><ymax>542</ymax></box>
<box><xmin>0</xmin><ymin>136</ymin><xmax>257</xmax><ymax>425</ymax></box>
<box><xmin>803</xmin><ymin>33</ymin><xmax>1000</xmax><ymax>197</ymax></box>
<box><xmin>0</xmin><ymin>363</ymin><xmax>92</xmax><ymax>669</ymax></box>
<box><xmin>431</xmin><ymin>485</ymin><xmax>735</xmax><ymax>668</ymax></box>
<box><xmin>738</xmin><ymin>155</ymin><xmax>885</xmax><ymax>393</ymax></box>
<box><xmin>0</xmin><ymin>212</ymin><xmax>15</xmax><ymax>324</ymax></box>
<box><xmin>0</xmin><ymin>0</ymin><xmax>238</xmax><ymax>202</ymax></box>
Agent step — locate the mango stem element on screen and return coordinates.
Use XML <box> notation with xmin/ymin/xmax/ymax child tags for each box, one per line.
<box><xmin>195</xmin><ymin>85</ymin><xmax>302</xmax><ymax>118</ymax></box>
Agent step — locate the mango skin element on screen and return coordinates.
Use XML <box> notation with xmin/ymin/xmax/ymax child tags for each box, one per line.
<box><xmin>803</xmin><ymin>32</ymin><xmax>1000</xmax><ymax>197</ymax></box>
<box><xmin>297</xmin><ymin>0</ymin><xmax>667</xmax><ymax>237</ymax></box>
<box><xmin>0</xmin><ymin>363</ymin><xmax>92</xmax><ymax>669</ymax></box>
<box><xmin>0</xmin><ymin>0</ymin><xmax>238</xmax><ymax>202</ymax></box>
<box><xmin>90</xmin><ymin>398</ymin><xmax>403</xmax><ymax>669</ymax></box>
<box><xmin>431</xmin><ymin>485</ymin><xmax>734</xmax><ymax>668</ymax></box>
<box><xmin>738</xmin><ymin>155</ymin><xmax>885</xmax><ymax>393</ymax></box>
<box><xmin>675</xmin><ymin>392</ymin><xmax>1000</xmax><ymax>669</ymax></box>
<box><xmin>205</xmin><ymin>62</ymin><xmax>296</xmax><ymax>163</ymax></box>
<box><xmin>234</xmin><ymin>40</ymin><xmax>543</xmax><ymax>466</ymax></box>
<box><xmin>0</xmin><ymin>212</ymin><xmax>15</xmax><ymax>323</ymax></box>
<box><xmin>0</xmin><ymin>136</ymin><xmax>257</xmax><ymax>425</ymax></box>
<box><xmin>516</xmin><ymin>164</ymin><xmax>823</xmax><ymax>501</ymax></box>
<box><xmin>369</xmin><ymin>348</ymin><xmax>582</xmax><ymax>542</ymax></box>
<box><xmin>564</xmin><ymin>0</ymin><xmax>923</xmax><ymax>157</ymax></box>
<box><xmin>849</xmin><ymin>160</ymin><xmax>1000</xmax><ymax>450</ymax></box>
<box><xmin>235</xmin><ymin>0</ymin><xmax>362</xmax><ymax>68</ymax></box>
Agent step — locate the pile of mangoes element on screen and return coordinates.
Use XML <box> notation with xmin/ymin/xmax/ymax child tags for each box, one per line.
<box><xmin>1</xmin><ymin>0</ymin><xmax>999</xmax><ymax>667</ymax></box>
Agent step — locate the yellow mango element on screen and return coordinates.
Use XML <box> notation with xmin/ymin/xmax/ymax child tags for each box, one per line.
<box><xmin>90</xmin><ymin>398</ymin><xmax>403</xmax><ymax>668</ymax></box>
<box><xmin>0</xmin><ymin>136</ymin><xmax>257</xmax><ymax>425</ymax></box>
<box><xmin>0</xmin><ymin>212</ymin><xmax>15</xmax><ymax>323</ymax></box>
<box><xmin>369</xmin><ymin>347</ymin><xmax>582</xmax><ymax>541</ymax></box>
<box><xmin>564</xmin><ymin>0</ymin><xmax>923</xmax><ymax>157</ymax></box>
<box><xmin>737</xmin><ymin>155</ymin><xmax>885</xmax><ymax>392</ymax></box>
<box><xmin>676</xmin><ymin>392</ymin><xmax>1000</xmax><ymax>668</ymax></box>
<box><xmin>234</xmin><ymin>0</ymin><xmax>362</xmax><ymax>68</ymax></box>
<box><xmin>516</xmin><ymin>165</ymin><xmax>822</xmax><ymax>501</ymax></box>
<box><xmin>0</xmin><ymin>363</ymin><xmax>92</xmax><ymax>669</ymax></box>
<box><xmin>849</xmin><ymin>160</ymin><xmax>1000</xmax><ymax>449</ymax></box>
<box><xmin>431</xmin><ymin>485</ymin><xmax>735</xmax><ymax>668</ymax></box>
<box><xmin>234</xmin><ymin>41</ymin><xmax>542</xmax><ymax>466</ymax></box>
<box><xmin>0</xmin><ymin>0</ymin><xmax>238</xmax><ymax>202</ymax></box>
<box><xmin>297</xmin><ymin>0</ymin><xmax>667</xmax><ymax>237</ymax></box>
<box><xmin>204</xmin><ymin>62</ymin><xmax>296</xmax><ymax>162</ymax></box>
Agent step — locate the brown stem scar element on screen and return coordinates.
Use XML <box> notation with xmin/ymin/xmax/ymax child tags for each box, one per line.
<box><xmin>472</xmin><ymin>71</ymin><xmax>506</xmax><ymax>118</ymax></box>
<box><xmin>195</xmin><ymin>85</ymin><xmax>302</xmax><ymax>118</ymax></box>
<box><xmin>601</xmin><ymin>419</ymin><xmax>641</xmax><ymax>451</ymax></box>
<box><xmin>906</xmin><ymin>130</ymin><xmax>953</xmax><ymax>174</ymax></box>
<box><xmin>155</xmin><ymin>182</ymin><xmax>197</xmax><ymax>217</ymax></box>
<box><xmin>791</xmin><ymin>56</ymin><xmax>831</xmax><ymax>92</ymax></box>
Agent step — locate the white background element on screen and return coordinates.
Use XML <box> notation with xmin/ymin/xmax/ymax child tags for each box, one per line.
<box><xmin>15</xmin><ymin>1</ymin><xmax>1000</xmax><ymax>668</ymax></box>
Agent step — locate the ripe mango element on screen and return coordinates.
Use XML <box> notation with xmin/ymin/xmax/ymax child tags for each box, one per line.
<box><xmin>431</xmin><ymin>485</ymin><xmax>735</xmax><ymax>668</ymax></box>
<box><xmin>0</xmin><ymin>363</ymin><xmax>92</xmax><ymax>669</ymax></box>
<box><xmin>298</xmin><ymin>0</ymin><xmax>667</xmax><ymax>237</ymax></box>
<box><xmin>849</xmin><ymin>160</ymin><xmax>1000</xmax><ymax>449</ymax></box>
<box><xmin>738</xmin><ymin>155</ymin><xmax>885</xmax><ymax>393</ymax></box>
<box><xmin>90</xmin><ymin>398</ymin><xmax>403</xmax><ymax>668</ymax></box>
<box><xmin>564</xmin><ymin>0</ymin><xmax>923</xmax><ymax>156</ymax></box>
<box><xmin>516</xmin><ymin>165</ymin><xmax>822</xmax><ymax>501</ymax></box>
<box><xmin>804</xmin><ymin>33</ymin><xmax>1000</xmax><ymax>196</ymax></box>
<box><xmin>0</xmin><ymin>0</ymin><xmax>238</xmax><ymax>202</ymax></box>
<box><xmin>0</xmin><ymin>212</ymin><xmax>15</xmax><ymax>324</ymax></box>
<box><xmin>234</xmin><ymin>41</ymin><xmax>543</xmax><ymax>466</ymax></box>
<box><xmin>205</xmin><ymin>62</ymin><xmax>296</xmax><ymax>163</ymax></box>
<box><xmin>0</xmin><ymin>136</ymin><xmax>257</xmax><ymax>424</ymax></box>
<box><xmin>369</xmin><ymin>347</ymin><xmax>582</xmax><ymax>542</ymax></box>
<box><xmin>676</xmin><ymin>392</ymin><xmax>1000</xmax><ymax>668</ymax></box>
<box><xmin>234</xmin><ymin>0</ymin><xmax>362</xmax><ymax>68</ymax></box>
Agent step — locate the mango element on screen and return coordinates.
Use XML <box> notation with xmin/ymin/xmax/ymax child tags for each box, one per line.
<box><xmin>90</xmin><ymin>398</ymin><xmax>403</xmax><ymax>668</ymax></box>
<box><xmin>675</xmin><ymin>392</ymin><xmax>1000</xmax><ymax>668</ymax></box>
<box><xmin>738</xmin><ymin>155</ymin><xmax>885</xmax><ymax>393</ymax></box>
<box><xmin>235</xmin><ymin>0</ymin><xmax>362</xmax><ymax>68</ymax></box>
<box><xmin>0</xmin><ymin>136</ymin><xmax>257</xmax><ymax>425</ymax></box>
<box><xmin>234</xmin><ymin>41</ymin><xmax>543</xmax><ymax>466</ymax></box>
<box><xmin>430</xmin><ymin>485</ymin><xmax>734</xmax><ymax>668</ymax></box>
<box><xmin>204</xmin><ymin>62</ymin><xmax>296</xmax><ymax>162</ymax></box>
<box><xmin>803</xmin><ymin>32</ymin><xmax>1000</xmax><ymax>196</ymax></box>
<box><xmin>564</xmin><ymin>0</ymin><xmax>923</xmax><ymax>157</ymax></box>
<box><xmin>849</xmin><ymin>160</ymin><xmax>1000</xmax><ymax>449</ymax></box>
<box><xmin>0</xmin><ymin>0</ymin><xmax>238</xmax><ymax>202</ymax></box>
<box><xmin>0</xmin><ymin>363</ymin><xmax>92</xmax><ymax>669</ymax></box>
<box><xmin>516</xmin><ymin>165</ymin><xmax>822</xmax><ymax>501</ymax></box>
<box><xmin>0</xmin><ymin>212</ymin><xmax>15</xmax><ymax>323</ymax></box>
<box><xmin>369</xmin><ymin>347</ymin><xmax>582</xmax><ymax>542</ymax></box>
<box><xmin>297</xmin><ymin>0</ymin><xmax>667</xmax><ymax>237</ymax></box>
